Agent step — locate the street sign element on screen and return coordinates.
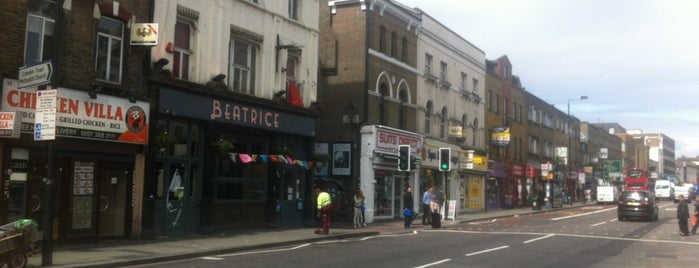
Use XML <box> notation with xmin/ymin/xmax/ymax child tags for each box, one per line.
<box><xmin>34</xmin><ymin>89</ymin><xmax>57</xmax><ymax>141</ymax></box>
<box><xmin>18</xmin><ymin>61</ymin><xmax>53</xmax><ymax>89</ymax></box>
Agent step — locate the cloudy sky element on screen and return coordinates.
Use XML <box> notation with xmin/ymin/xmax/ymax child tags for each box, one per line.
<box><xmin>396</xmin><ymin>0</ymin><xmax>699</xmax><ymax>158</ymax></box>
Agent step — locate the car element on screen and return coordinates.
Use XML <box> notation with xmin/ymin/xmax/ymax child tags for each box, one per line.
<box><xmin>654</xmin><ymin>180</ymin><xmax>674</xmax><ymax>201</ymax></box>
<box><xmin>617</xmin><ymin>190</ymin><xmax>658</xmax><ymax>221</ymax></box>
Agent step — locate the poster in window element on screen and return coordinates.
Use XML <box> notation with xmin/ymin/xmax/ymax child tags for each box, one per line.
<box><xmin>332</xmin><ymin>143</ymin><xmax>351</xmax><ymax>176</ymax></box>
<box><xmin>313</xmin><ymin>143</ymin><xmax>329</xmax><ymax>176</ymax></box>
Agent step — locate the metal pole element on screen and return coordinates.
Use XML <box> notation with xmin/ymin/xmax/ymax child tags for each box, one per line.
<box><xmin>41</xmin><ymin>141</ymin><xmax>54</xmax><ymax>266</ymax></box>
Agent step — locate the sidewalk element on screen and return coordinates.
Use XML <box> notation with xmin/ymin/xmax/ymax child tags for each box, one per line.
<box><xmin>26</xmin><ymin>201</ymin><xmax>592</xmax><ymax>267</ymax></box>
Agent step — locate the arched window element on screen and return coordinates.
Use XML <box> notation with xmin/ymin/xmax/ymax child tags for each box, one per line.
<box><xmin>379</xmin><ymin>26</ymin><xmax>386</xmax><ymax>53</ymax></box>
<box><xmin>379</xmin><ymin>83</ymin><xmax>388</xmax><ymax>125</ymax></box>
<box><xmin>391</xmin><ymin>31</ymin><xmax>397</xmax><ymax>57</ymax></box>
<box><xmin>461</xmin><ymin>114</ymin><xmax>468</xmax><ymax>142</ymax></box>
<box><xmin>399</xmin><ymin>89</ymin><xmax>408</xmax><ymax>129</ymax></box>
<box><xmin>440</xmin><ymin>107</ymin><xmax>448</xmax><ymax>139</ymax></box>
<box><xmin>424</xmin><ymin>101</ymin><xmax>433</xmax><ymax>134</ymax></box>
<box><xmin>472</xmin><ymin>118</ymin><xmax>479</xmax><ymax>146</ymax></box>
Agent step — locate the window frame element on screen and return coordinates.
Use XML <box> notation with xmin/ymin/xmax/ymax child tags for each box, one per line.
<box><xmin>173</xmin><ymin>20</ymin><xmax>193</xmax><ymax>80</ymax></box>
<box><xmin>24</xmin><ymin>13</ymin><xmax>55</xmax><ymax>66</ymax></box>
<box><xmin>228</xmin><ymin>37</ymin><xmax>257</xmax><ymax>94</ymax></box>
<box><xmin>95</xmin><ymin>16</ymin><xmax>124</xmax><ymax>84</ymax></box>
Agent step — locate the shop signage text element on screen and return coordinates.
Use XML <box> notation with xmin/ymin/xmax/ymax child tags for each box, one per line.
<box><xmin>159</xmin><ymin>87</ymin><xmax>315</xmax><ymax>137</ymax></box>
<box><xmin>1</xmin><ymin>79</ymin><xmax>150</xmax><ymax>144</ymax></box>
<box><xmin>0</xmin><ymin>111</ymin><xmax>21</xmax><ymax>138</ymax></box>
<box><xmin>376</xmin><ymin>128</ymin><xmax>422</xmax><ymax>154</ymax></box>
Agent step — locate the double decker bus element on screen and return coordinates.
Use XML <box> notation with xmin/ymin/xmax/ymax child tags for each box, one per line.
<box><xmin>624</xmin><ymin>168</ymin><xmax>655</xmax><ymax>192</ymax></box>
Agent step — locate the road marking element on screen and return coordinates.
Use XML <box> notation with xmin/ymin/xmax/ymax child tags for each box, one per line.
<box><xmin>465</xmin><ymin>245</ymin><xmax>509</xmax><ymax>256</ymax></box>
<box><xmin>523</xmin><ymin>234</ymin><xmax>555</xmax><ymax>244</ymax></box>
<box><xmin>413</xmin><ymin>258</ymin><xmax>451</xmax><ymax>268</ymax></box>
<box><xmin>428</xmin><ymin>229</ymin><xmax>699</xmax><ymax>246</ymax></box>
<box><xmin>202</xmin><ymin>256</ymin><xmax>224</xmax><ymax>260</ymax></box>
<box><xmin>217</xmin><ymin>243</ymin><xmax>311</xmax><ymax>257</ymax></box>
<box><xmin>590</xmin><ymin>221</ymin><xmax>607</xmax><ymax>227</ymax></box>
<box><xmin>550</xmin><ymin>207</ymin><xmax>616</xmax><ymax>221</ymax></box>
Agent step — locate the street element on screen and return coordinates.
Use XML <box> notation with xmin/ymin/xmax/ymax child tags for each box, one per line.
<box><xmin>133</xmin><ymin>201</ymin><xmax>698</xmax><ymax>268</ymax></box>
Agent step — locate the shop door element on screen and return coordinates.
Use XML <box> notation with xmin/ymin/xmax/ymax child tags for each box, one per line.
<box><xmin>7</xmin><ymin>182</ymin><xmax>27</xmax><ymax>223</ymax></box>
<box><xmin>276</xmin><ymin>168</ymin><xmax>305</xmax><ymax>227</ymax></box>
<box><xmin>97</xmin><ymin>167</ymin><xmax>129</xmax><ymax>238</ymax></box>
<box><xmin>161</xmin><ymin>162</ymin><xmax>189</xmax><ymax>235</ymax></box>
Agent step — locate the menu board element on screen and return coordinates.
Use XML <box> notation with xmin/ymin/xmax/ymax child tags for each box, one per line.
<box><xmin>72</xmin><ymin>161</ymin><xmax>95</xmax><ymax>229</ymax></box>
<box><xmin>73</xmin><ymin>162</ymin><xmax>94</xmax><ymax>195</ymax></box>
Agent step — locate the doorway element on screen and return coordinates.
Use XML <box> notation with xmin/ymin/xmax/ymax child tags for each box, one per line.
<box><xmin>97</xmin><ymin>167</ymin><xmax>129</xmax><ymax>238</ymax></box>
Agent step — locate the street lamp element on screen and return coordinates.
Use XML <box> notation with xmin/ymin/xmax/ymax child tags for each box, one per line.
<box><xmin>567</xmin><ymin>95</ymin><xmax>588</xmax><ymax>199</ymax></box>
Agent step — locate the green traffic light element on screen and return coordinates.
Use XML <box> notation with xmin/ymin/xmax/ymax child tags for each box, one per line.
<box><xmin>441</xmin><ymin>163</ymin><xmax>448</xmax><ymax>169</ymax></box>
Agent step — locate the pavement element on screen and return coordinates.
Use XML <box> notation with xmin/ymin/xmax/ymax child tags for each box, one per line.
<box><xmin>26</xmin><ymin>201</ymin><xmax>593</xmax><ymax>268</ymax></box>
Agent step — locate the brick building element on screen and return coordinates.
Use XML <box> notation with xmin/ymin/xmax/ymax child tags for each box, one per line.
<box><xmin>1</xmin><ymin>0</ymin><xmax>151</xmax><ymax>241</ymax></box>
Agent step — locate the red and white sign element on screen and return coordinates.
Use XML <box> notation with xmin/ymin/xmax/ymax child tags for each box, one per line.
<box><xmin>376</xmin><ymin>128</ymin><xmax>422</xmax><ymax>154</ymax></box>
<box><xmin>2</xmin><ymin>79</ymin><xmax>150</xmax><ymax>144</ymax></box>
<box><xmin>0</xmin><ymin>111</ymin><xmax>21</xmax><ymax>139</ymax></box>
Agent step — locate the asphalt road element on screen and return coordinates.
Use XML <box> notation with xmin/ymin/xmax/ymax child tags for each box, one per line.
<box><xmin>135</xmin><ymin>201</ymin><xmax>699</xmax><ymax>268</ymax></box>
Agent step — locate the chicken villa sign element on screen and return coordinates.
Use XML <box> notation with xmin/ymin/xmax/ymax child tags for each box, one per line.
<box><xmin>1</xmin><ymin>79</ymin><xmax>150</xmax><ymax>144</ymax></box>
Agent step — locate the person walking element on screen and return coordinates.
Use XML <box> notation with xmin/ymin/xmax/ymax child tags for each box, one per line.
<box><xmin>430</xmin><ymin>195</ymin><xmax>441</xmax><ymax>228</ymax></box>
<box><xmin>691</xmin><ymin>195</ymin><xmax>699</xmax><ymax>235</ymax></box>
<box><xmin>403</xmin><ymin>186</ymin><xmax>414</xmax><ymax>229</ymax></box>
<box><xmin>422</xmin><ymin>186</ymin><xmax>433</xmax><ymax>225</ymax></box>
<box><xmin>353</xmin><ymin>189</ymin><xmax>366</xmax><ymax>228</ymax></box>
<box><xmin>677</xmin><ymin>195</ymin><xmax>690</xmax><ymax>236</ymax></box>
<box><xmin>315</xmin><ymin>186</ymin><xmax>332</xmax><ymax>235</ymax></box>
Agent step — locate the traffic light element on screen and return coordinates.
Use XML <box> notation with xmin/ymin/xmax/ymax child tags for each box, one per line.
<box><xmin>439</xmin><ymin>147</ymin><xmax>451</xmax><ymax>171</ymax></box>
<box><xmin>398</xmin><ymin>145</ymin><xmax>410</xmax><ymax>171</ymax></box>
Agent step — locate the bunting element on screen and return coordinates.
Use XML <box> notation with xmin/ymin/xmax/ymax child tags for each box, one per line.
<box><xmin>219</xmin><ymin>153</ymin><xmax>320</xmax><ymax>171</ymax></box>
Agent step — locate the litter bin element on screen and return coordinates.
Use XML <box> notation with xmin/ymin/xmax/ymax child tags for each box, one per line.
<box><xmin>531</xmin><ymin>195</ymin><xmax>542</xmax><ymax>210</ymax></box>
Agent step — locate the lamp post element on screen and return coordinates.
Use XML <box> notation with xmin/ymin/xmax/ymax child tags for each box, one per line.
<box><xmin>567</xmin><ymin>95</ymin><xmax>588</xmax><ymax>200</ymax></box>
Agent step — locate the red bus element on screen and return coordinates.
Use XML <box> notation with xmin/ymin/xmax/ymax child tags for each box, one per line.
<box><xmin>624</xmin><ymin>168</ymin><xmax>655</xmax><ymax>191</ymax></box>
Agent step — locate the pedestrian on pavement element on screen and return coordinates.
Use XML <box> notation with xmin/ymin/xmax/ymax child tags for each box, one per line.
<box><xmin>677</xmin><ymin>195</ymin><xmax>690</xmax><ymax>236</ymax></box>
<box><xmin>422</xmin><ymin>186</ymin><xmax>434</xmax><ymax>225</ymax></box>
<box><xmin>315</xmin><ymin>186</ymin><xmax>332</xmax><ymax>235</ymax></box>
<box><xmin>691</xmin><ymin>195</ymin><xmax>699</xmax><ymax>235</ymax></box>
<box><xmin>403</xmin><ymin>186</ymin><xmax>414</xmax><ymax>229</ymax></box>
<box><xmin>353</xmin><ymin>188</ymin><xmax>367</xmax><ymax>228</ymax></box>
<box><xmin>430</xmin><ymin>194</ymin><xmax>441</xmax><ymax>228</ymax></box>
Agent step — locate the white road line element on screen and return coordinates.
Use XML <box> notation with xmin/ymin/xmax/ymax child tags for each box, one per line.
<box><xmin>413</xmin><ymin>259</ymin><xmax>452</xmax><ymax>268</ymax></box>
<box><xmin>201</xmin><ymin>256</ymin><xmax>224</xmax><ymax>260</ymax></box>
<box><xmin>217</xmin><ymin>243</ymin><xmax>311</xmax><ymax>257</ymax></box>
<box><xmin>590</xmin><ymin>221</ymin><xmax>607</xmax><ymax>227</ymax></box>
<box><xmin>523</xmin><ymin>234</ymin><xmax>555</xmax><ymax>244</ymax></box>
<box><xmin>465</xmin><ymin>245</ymin><xmax>510</xmax><ymax>256</ymax></box>
<box><xmin>550</xmin><ymin>207</ymin><xmax>616</xmax><ymax>221</ymax></box>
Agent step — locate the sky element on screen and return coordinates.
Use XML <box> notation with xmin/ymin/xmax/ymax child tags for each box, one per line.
<box><xmin>396</xmin><ymin>0</ymin><xmax>699</xmax><ymax>158</ymax></box>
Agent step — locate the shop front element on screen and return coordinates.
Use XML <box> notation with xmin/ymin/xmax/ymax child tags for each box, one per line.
<box><xmin>510</xmin><ymin>164</ymin><xmax>526</xmax><ymax>207</ymax></box>
<box><xmin>487</xmin><ymin>160</ymin><xmax>506</xmax><ymax>210</ymax></box>
<box><xmin>146</xmin><ymin>86</ymin><xmax>316</xmax><ymax>236</ymax></box>
<box><xmin>359</xmin><ymin>125</ymin><xmax>422</xmax><ymax>223</ymax></box>
<box><xmin>458</xmin><ymin>151</ymin><xmax>488</xmax><ymax>213</ymax></box>
<box><xmin>0</xmin><ymin>79</ymin><xmax>149</xmax><ymax>241</ymax></box>
<box><xmin>421</xmin><ymin>139</ymin><xmax>488</xmax><ymax>215</ymax></box>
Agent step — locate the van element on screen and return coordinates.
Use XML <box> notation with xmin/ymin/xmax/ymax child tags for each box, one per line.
<box><xmin>655</xmin><ymin>180</ymin><xmax>674</xmax><ymax>201</ymax></box>
<box><xmin>597</xmin><ymin>185</ymin><xmax>619</xmax><ymax>204</ymax></box>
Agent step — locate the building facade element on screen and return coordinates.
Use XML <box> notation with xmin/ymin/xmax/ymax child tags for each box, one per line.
<box><xmin>413</xmin><ymin>7</ymin><xmax>488</xmax><ymax>214</ymax></box>
<box><xmin>319</xmin><ymin>0</ymin><xmax>422</xmax><ymax>223</ymax></box>
<box><xmin>1</xmin><ymin>0</ymin><xmax>151</xmax><ymax>241</ymax></box>
<box><xmin>145</xmin><ymin>0</ymin><xmax>320</xmax><ymax>236</ymax></box>
<box><xmin>484</xmin><ymin>56</ymin><xmax>527</xmax><ymax>208</ymax></box>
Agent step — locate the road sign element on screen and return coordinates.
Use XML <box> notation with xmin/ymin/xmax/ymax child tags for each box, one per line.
<box><xmin>18</xmin><ymin>61</ymin><xmax>53</xmax><ymax>89</ymax></box>
<box><xmin>34</xmin><ymin>89</ymin><xmax>57</xmax><ymax>141</ymax></box>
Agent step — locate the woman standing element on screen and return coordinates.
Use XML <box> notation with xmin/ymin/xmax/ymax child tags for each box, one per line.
<box><xmin>353</xmin><ymin>189</ymin><xmax>366</xmax><ymax>228</ymax></box>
